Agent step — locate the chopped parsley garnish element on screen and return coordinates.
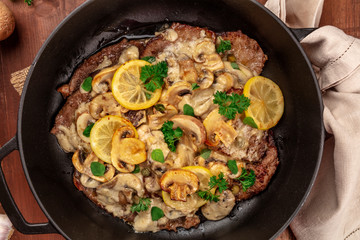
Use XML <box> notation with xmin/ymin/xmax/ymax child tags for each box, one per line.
<box><xmin>90</xmin><ymin>162</ymin><xmax>105</xmax><ymax>177</ymax></box>
<box><xmin>183</xmin><ymin>104</ymin><xmax>194</xmax><ymax>117</ymax></box>
<box><xmin>243</xmin><ymin>117</ymin><xmax>258</xmax><ymax>129</ymax></box>
<box><xmin>237</xmin><ymin>168</ymin><xmax>256</xmax><ymax>192</ymax></box>
<box><xmin>197</xmin><ymin>172</ymin><xmax>229</xmax><ymax>202</ymax></box>
<box><xmin>131</xmin><ymin>198</ymin><xmax>151</xmax><ymax>213</ymax></box>
<box><xmin>24</xmin><ymin>0</ymin><xmax>33</xmax><ymax>6</ymax></box>
<box><xmin>160</xmin><ymin>121</ymin><xmax>183</xmax><ymax>152</ymax></box>
<box><xmin>81</xmin><ymin>77</ymin><xmax>93</xmax><ymax>92</ymax></box>
<box><xmin>230</xmin><ymin>62</ymin><xmax>240</xmax><ymax>70</ymax></box>
<box><xmin>140</xmin><ymin>61</ymin><xmax>168</xmax><ymax>92</ymax></box>
<box><xmin>82</xmin><ymin>123</ymin><xmax>94</xmax><ymax>137</ymax></box>
<box><xmin>151</xmin><ymin>206</ymin><xmax>164</xmax><ymax>221</ymax></box>
<box><xmin>216</xmin><ymin>39</ymin><xmax>231</xmax><ymax>53</ymax></box>
<box><xmin>213</xmin><ymin>91</ymin><xmax>251</xmax><ymax>120</ymax></box>
<box><xmin>154</xmin><ymin>104</ymin><xmax>166</xmax><ymax>113</ymax></box>
<box><xmin>151</xmin><ymin>149</ymin><xmax>165</xmax><ymax>163</ymax></box>
<box><xmin>191</xmin><ymin>83</ymin><xmax>200</xmax><ymax>90</ymax></box>
<box><xmin>200</xmin><ymin>148</ymin><xmax>211</xmax><ymax>159</ymax></box>
<box><xmin>141</xmin><ymin>56</ymin><xmax>156</xmax><ymax>63</ymax></box>
<box><xmin>227</xmin><ymin>160</ymin><xmax>238</xmax><ymax>174</ymax></box>
<box><xmin>131</xmin><ymin>165</ymin><xmax>140</xmax><ymax>174</ymax></box>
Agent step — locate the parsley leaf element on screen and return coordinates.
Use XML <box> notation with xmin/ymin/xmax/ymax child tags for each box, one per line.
<box><xmin>154</xmin><ymin>104</ymin><xmax>166</xmax><ymax>113</ymax></box>
<box><xmin>213</xmin><ymin>91</ymin><xmax>251</xmax><ymax>120</ymax></box>
<box><xmin>132</xmin><ymin>165</ymin><xmax>140</xmax><ymax>173</ymax></box>
<box><xmin>200</xmin><ymin>149</ymin><xmax>211</xmax><ymax>159</ymax></box>
<box><xmin>243</xmin><ymin>117</ymin><xmax>258</xmax><ymax>129</ymax></box>
<box><xmin>227</xmin><ymin>160</ymin><xmax>238</xmax><ymax>174</ymax></box>
<box><xmin>197</xmin><ymin>190</ymin><xmax>219</xmax><ymax>202</ymax></box>
<box><xmin>160</xmin><ymin>121</ymin><xmax>183</xmax><ymax>152</ymax></box>
<box><xmin>83</xmin><ymin>123</ymin><xmax>94</xmax><ymax>138</ymax></box>
<box><xmin>191</xmin><ymin>83</ymin><xmax>200</xmax><ymax>90</ymax></box>
<box><xmin>90</xmin><ymin>162</ymin><xmax>105</xmax><ymax>176</ymax></box>
<box><xmin>151</xmin><ymin>149</ymin><xmax>164</xmax><ymax>163</ymax></box>
<box><xmin>141</xmin><ymin>56</ymin><xmax>156</xmax><ymax>63</ymax></box>
<box><xmin>24</xmin><ymin>0</ymin><xmax>33</xmax><ymax>6</ymax></box>
<box><xmin>151</xmin><ymin>206</ymin><xmax>165</xmax><ymax>221</ymax></box>
<box><xmin>216</xmin><ymin>39</ymin><xmax>231</xmax><ymax>53</ymax></box>
<box><xmin>237</xmin><ymin>168</ymin><xmax>256</xmax><ymax>192</ymax></box>
<box><xmin>140</xmin><ymin>61</ymin><xmax>168</xmax><ymax>92</ymax></box>
<box><xmin>81</xmin><ymin>77</ymin><xmax>93</xmax><ymax>92</ymax></box>
<box><xmin>197</xmin><ymin>172</ymin><xmax>229</xmax><ymax>202</ymax></box>
<box><xmin>230</xmin><ymin>62</ymin><xmax>240</xmax><ymax>70</ymax></box>
<box><xmin>183</xmin><ymin>104</ymin><xmax>194</xmax><ymax>116</ymax></box>
<box><xmin>131</xmin><ymin>198</ymin><xmax>151</xmax><ymax>213</ymax></box>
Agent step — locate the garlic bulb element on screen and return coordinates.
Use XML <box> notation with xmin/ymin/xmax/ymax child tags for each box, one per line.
<box><xmin>0</xmin><ymin>214</ymin><xmax>14</xmax><ymax>240</ymax></box>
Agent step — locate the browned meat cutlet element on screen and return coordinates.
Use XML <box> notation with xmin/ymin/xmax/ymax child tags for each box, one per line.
<box><xmin>58</xmin><ymin>39</ymin><xmax>145</xmax><ymax>98</ymax></box>
<box><xmin>159</xmin><ymin>216</ymin><xmax>200</xmax><ymax>232</ymax></box>
<box><xmin>50</xmin><ymin>90</ymin><xmax>91</xmax><ymax>135</ymax></box>
<box><xmin>218</xmin><ymin>31</ymin><xmax>268</xmax><ymax>75</ymax></box>
<box><xmin>140</xmin><ymin>22</ymin><xmax>216</xmax><ymax>58</ymax></box>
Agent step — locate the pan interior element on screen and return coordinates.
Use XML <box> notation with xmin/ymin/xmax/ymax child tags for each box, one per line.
<box><xmin>18</xmin><ymin>0</ymin><xmax>323</xmax><ymax>239</ymax></box>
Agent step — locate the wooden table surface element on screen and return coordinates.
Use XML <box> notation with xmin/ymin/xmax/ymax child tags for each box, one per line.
<box><xmin>0</xmin><ymin>0</ymin><xmax>359</xmax><ymax>239</ymax></box>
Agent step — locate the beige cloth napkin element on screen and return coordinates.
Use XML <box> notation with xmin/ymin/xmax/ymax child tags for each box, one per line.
<box><xmin>266</xmin><ymin>1</ymin><xmax>360</xmax><ymax>240</ymax></box>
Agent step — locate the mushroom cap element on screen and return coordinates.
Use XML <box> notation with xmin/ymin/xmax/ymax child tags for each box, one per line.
<box><xmin>111</xmin><ymin>137</ymin><xmax>147</xmax><ymax>165</ymax></box>
<box><xmin>89</xmin><ymin>92</ymin><xmax>122</xmax><ymax>119</ymax></box>
<box><xmin>161</xmin><ymin>81</ymin><xmax>192</xmax><ymax>107</ymax></box>
<box><xmin>170</xmin><ymin>115</ymin><xmax>206</xmax><ymax>146</ymax></box>
<box><xmin>92</xmin><ymin>65</ymin><xmax>119</xmax><ymax>94</ymax></box>
<box><xmin>76</xmin><ymin>112</ymin><xmax>95</xmax><ymax>143</ymax></box>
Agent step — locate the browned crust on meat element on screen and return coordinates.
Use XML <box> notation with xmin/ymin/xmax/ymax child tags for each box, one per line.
<box><xmin>140</xmin><ymin>23</ymin><xmax>216</xmax><ymax>58</ymax></box>
<box><xmin>219</xmin><ymin>31</ymin><xmax>267</xmax><ymax>75</ymax></box>
<box><xmin>159</xmin><ymin>215</ymin><xmax>200</xmax><ymax>232</ymax></box>
<box><xmin>50</xmin><ymin>90</ymin><xmax>91</xmax><ymax>134</ymax></box>
<box><xmin>58</xmin><ymin>39</ymin><xmax>145</xmax><ymax>98</ymax></box>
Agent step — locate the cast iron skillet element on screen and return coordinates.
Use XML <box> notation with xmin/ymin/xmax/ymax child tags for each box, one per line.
<box><xmin>0</xmin><ymin>0</ymin><xmax>324</xmax><ymax>239</ymax></box>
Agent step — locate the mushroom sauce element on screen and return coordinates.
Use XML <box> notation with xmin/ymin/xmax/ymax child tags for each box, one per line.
<box><xmin>52</xmin><ymin>23</ymin><xmax>279</xmax><ymax>232</ymax></box>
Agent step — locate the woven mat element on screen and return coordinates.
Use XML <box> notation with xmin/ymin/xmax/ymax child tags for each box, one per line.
<box><xmin>10</xmin><ymin>66</ymin><xmax>30</xmax><ymax>95</ymax></box>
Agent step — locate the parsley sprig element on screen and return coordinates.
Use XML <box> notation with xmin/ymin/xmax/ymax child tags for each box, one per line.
<box><xmin>130</xmin><ymin>198</ymin><xmax>151</xmax><ymax>213</ymax></box>
<box><xmin>197</xmin><ymin>172</ymin><xmax>229</xmax><ymax>202</ymax></box>
<box><xmin>213</xmin><ymin>91</ymin><xmax>251</xmax><ymax>120</ymax></box>
<box><xmin>160</xmin><ymin>121</ymin><xmax>183</xmax><ymax>152</ymax></box>
<box><xmin>237</xmin><ymin>168</ymin><xmax>256</xmax><ymax>192</ymax></box>
<box><xmin>25</xmin><ymin>0</ymin><xmax>33</xmax><ymax>6</ymax></box>
<box><xmin>216</xmin><ymin>39</ymin><xmax>231</xmax><ymax>53</ymax></box>
<box><xmin>140</xmin><ymin>61</ymin><xmax>168</xmax><ymax>92</ymax></box>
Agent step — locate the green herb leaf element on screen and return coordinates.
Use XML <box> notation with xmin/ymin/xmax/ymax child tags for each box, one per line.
<box><xmin>24</xmin><ymin>0</ymin><xmax>33</xmax><ymax>6</ymax></box>
<box><xmin>141</xmin><ymin>56</ymin><xmax>156</xmax><ymax>63</ymax></box>
<box><xmin>154</xmin><ymin>104</ymin><xmax>166</xmax><ymax>113</ymax></box>
<box><xmin>197</xmin><ymin>190</ymin><xmax>219</xmax><ymax>202</ymax></box>
<box><xmin>200</xmin><ymin>149</ymin><xmax>211</xmax><ymax>159</ymax></box>
<box><xmin>151</xmin><ymin>149</ymin><xmax>165</xmax><ymax>163</ymax></box>
<box><xmin>83</xmin><ymin>123</ymin><xmax>94</xmax><ymax>138</ymax></box>
<box><xmin>227</xmin><ymin>160</ymin><xmax>238</xmax><ymax>174</ymax></box>
<box><xmin>191</xmin><ymin>83</ymin><xmax>200</xmax><ymax>90</ymax></box>
<box><xmin>140</xmin><ymin>61</ymin><xmax>168</xmax><ymax>92</ymax></box>
<box><xmin>145</xmin><ymin>92</ymin><xmax>152</xmax><ymax>100</ymax></box>
<box><xmin>131</xmin><ymin>198</ymin><xmax>151</xmax><ymax>213</ymax></box>
<box><xmin>132</xmin><ymin>165</ymin><xmax>140</xmax><ymax>173</ymax></box>
<box><xmin>213</xmin><ymin>91</ymin><xmax>251</xmax><ymax>120</ymax></box>
<box><xmin>90</xmin><ymin>162</ymin><xmax>105</xmax><ymax>176</ymax></box>
<box><xmin>216</xmin><ymin>39</ymin><xmax>231</xmax><ymax>53</ymax></box>
<box><xmin>230</xmin><ymin>62</ymin><xmax>240</xmax><ymax>70</ymax></box>
<box><xmin>81</xmin><ymin>77</ymin><xmax>93</xmax><ymax>92</ymax></box>
<box><xmin>161</xmin><ymin>121</ymin><xmax>183</xmax><ymax>152</ymax></box>
<box><xmin>209</xmin><ymin>172</ymin><xmax>228</xmax><ymax>193</ymax></box>
<box><xmin>243</xmin><ymin>117</ymin><xmax>258</xmax><ymax>129</ymax></box>
<box><xmin>237</xmin><ymin>168</ymin><xmax>256</xmax><ymax>192</ymax></box>
<box><xmin>183</xmin><ymin>104</ymin><xmax>194</xmax><ymax>116</ymax></box>
<box><xmin>151</xmin><ymin>206</ymin><xmax>164</xmax><ymax>221</ymax></box>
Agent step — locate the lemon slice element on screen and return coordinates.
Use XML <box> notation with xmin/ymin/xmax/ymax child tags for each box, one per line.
<box><xmin>112</xmin><ymin>60</ymin><xmax>162</xmax><ymax>110</ymax></box>
<box><xmin>162</xmin><ymin>166</ymin><xmax>214</xmax><ymax>211</ymax></box>
<box><xmin>90</xmin><ymin>115</ymin><xmax>137</xmax><ymax>163</ymax></box>
<box><xmin>243</xmin><ymin>76</ymin><xmax>284</xmax><ymax>130</ymax></box>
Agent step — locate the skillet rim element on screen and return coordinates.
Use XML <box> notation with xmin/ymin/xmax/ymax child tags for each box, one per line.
<box><xmin>17</xmin><ymin>0</ymin><xmax>325</xmax><ymax>239</ymax></box>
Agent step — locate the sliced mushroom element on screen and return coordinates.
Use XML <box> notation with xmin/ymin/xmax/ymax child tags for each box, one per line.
<box><xmin>201</xmin><ymin>190</ymin><xmax>235</xmax><ymax>220</ymax></box>
<box><xmin>207</xmin><ymin>161</ymin><xmax>231</xmax><ymax>179</ymax></box>
<box><xmin>144</xmin><ymin>176</ymin><xmax>161</xmax><ymax>193</ymax></box>
<box><xmin>223</xmin><ymin>61</ymin><xmax>254</xmax><ymax>87</ymax></box>
<box><xmin>122</xmin><ymin>110</ymin><xmax>147</xmax><ymax>128</ymax></box>
<box><xmin>160</xmin><ymin>169</ymin><xmax>199</xmax><ymax>202</ymax></box>
<box><xmin>76</xmin><ymin>112</ymin><xmax>95</xmax><ymax>142</ymax></box>
<box><xmin>148</xmin><ymin>103</ymin><xmax>178</xmax><ymax>130</ymax></box>
<box><xmin>214</xmin><ymin>72</ymin><xmax>234</xmax><ymax>92</ymax></box>
<box><xmin>118</xmin><ymin>46</ymin><xmax>139</xmax><ymax>65</ymax></box>
<box><xmin>178</xmin><ymin>88</ymin><xmax>215</xmax><ymax>118</ymax></box>
<box><xmin>72</xmin><ymin>150</ymin><xmax>115</xmax><ymax>182</ymax></box>
<box><xmin>193</xmin><ymin>39</ymin><xmax>216</xmax><ymax>63</ymax></box>
<box><xmin>228</xmin><ymin>161</ymin><xmax>246</xmax><ymax>179</ymax></box>
<box><xmin>196</xmin><ymin>68</ymin><xmax>214</xmax><ymax>89</ymax></box>
<box><xmin>203</xmin><ymin>109</ymin><xmax>237</xmax><ymax>147</ymax></box>
<box><xmin>179</xmin><ymin>58</ymin><xmax>198</xmax><ymax>83</ymax></box>
<box><xmin>92</xmin><ymin>65</ymin><xmax>119</xmax><ymax>94</ymax></box>
<box><xmin>202</xmin><ymin>53</ymin><xmax>224</xmax><ymax>72</ymax></box>
<box><xmin>160</xmin><ymin>81</ymin><xmax>192</xmax><ymax>107</ymax></box>
<box><xmin>173</xmin><ymin>143</ymin><xmax>195</xmax><ymax>168</ymax></box>
<box><xmin>89</xmin><ymin>92</ymin><xmax>122</xmax><ymax>119</ymax></box>
<box><xmin>111</xmin><ymin>137</ymin><xmax>147</xmax><ymax>165</ymax></box>
<box><xmin>170</xmin><ymin>115</ymin><xmax>206</xmax><ymax>147</ymax></box>
<box><xmin>79</xmin><ymin>173</ymin><xmax>101</xmax><ymax>188</ymax></box>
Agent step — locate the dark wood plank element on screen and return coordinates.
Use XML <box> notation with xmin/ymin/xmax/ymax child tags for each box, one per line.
<box><xmin>0</xmin><ymin>0</ymin><xmax>358</xmax><ymax>240</ymax></box>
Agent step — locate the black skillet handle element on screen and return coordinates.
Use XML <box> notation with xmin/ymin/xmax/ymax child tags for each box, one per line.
<box><xmin>0</xmin><ymin>135</ymin><xmax>57</xmax><ymax>234</ymax></box>
<box><xmin>290</xmin><ymin>28</ymin><xmax>317</xmax><ymax>42</ymax></box>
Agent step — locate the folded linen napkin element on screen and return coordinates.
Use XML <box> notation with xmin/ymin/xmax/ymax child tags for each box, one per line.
<box><xmin>266</xmin><ymin>1</ymin><xmax>360</xmax><ymax>239</ymax></box>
